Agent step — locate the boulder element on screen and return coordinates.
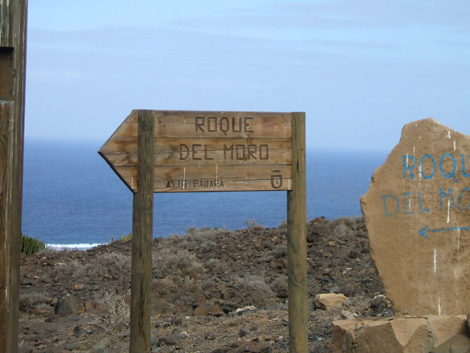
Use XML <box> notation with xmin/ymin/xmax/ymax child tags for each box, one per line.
<box><xmin>314</xmin><ymin>293</ymin><xmax>347</xmax><ymax>310</ymax></box>
<box><xmin>361</xmin><ymin>118</ymin><xmax>470</xmax><ymax>315</ymax></box>
<box><xmin>54</xmin><ymin>294</ymin><xmax>84</xmax><ymax>316</ymax></box>
<box><xmin>332</xmin><ymin>315</ymin><xmax>469</xmax><ymax>353</ymax></box>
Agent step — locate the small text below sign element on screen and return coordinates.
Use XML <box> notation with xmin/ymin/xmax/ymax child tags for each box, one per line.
<box><xmin>99</xmin><ymin>110</ymin><xmax>294</xmax><ymax>193</ymax></box>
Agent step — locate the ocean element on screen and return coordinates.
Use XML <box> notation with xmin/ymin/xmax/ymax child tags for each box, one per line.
<box><xmin>22</xmin><ymin>139</ymin><xmax>387</xmax><ymax>247</ymax></box>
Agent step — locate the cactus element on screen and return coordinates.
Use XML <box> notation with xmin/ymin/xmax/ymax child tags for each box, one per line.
<box><xmin>21</xmin><ymin>234</ymin><xmax>45</xmax><ymax>255</ymax></box>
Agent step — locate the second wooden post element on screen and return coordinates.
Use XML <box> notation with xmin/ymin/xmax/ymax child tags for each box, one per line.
<box><xmin>287</xmin><ymin>112</ymin><xmax>308</xmax><ymax>353</ymax></box>
<box><xmin>130</xmin><ymin>111</ymin><xmax>154</xmax><ymax>352</ymax></box>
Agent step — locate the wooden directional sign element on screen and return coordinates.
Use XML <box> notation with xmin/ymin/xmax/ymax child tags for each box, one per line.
<box><xmin>99</xmin><ymin>110</ymin><xmax>293</xmax><ymax>193</ymax></box>
<box><xmin>100</xmin><ymin>110</ymin><xmax>307</xmax><ymax>353</ymax></box>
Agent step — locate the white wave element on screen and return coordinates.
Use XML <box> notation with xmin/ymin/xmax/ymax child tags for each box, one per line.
<box><xmin>46</xmin><ymin>243</ymin><xmax>104</xmax><ymax>251</ymax></box>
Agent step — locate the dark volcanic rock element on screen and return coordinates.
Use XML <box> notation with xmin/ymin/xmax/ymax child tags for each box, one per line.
<box><xmin>19</xmin><ymin>216</ymin><xmax>387</xmax><ymax>352</ymax></box>
<box><xmin>54</xmin><ymin>294</ymin><xmax>84</xmax><ymax>316</ymax></box>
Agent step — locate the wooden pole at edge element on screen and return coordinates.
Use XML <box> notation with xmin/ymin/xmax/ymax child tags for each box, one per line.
<box><xmin>287</xmin><ymin>112</ymin><xmax>308</xmax><ymax>353</ymax></box>
<box><xmin>130</xmin><ymin>111</ymin><xmax>154</xmax><ymax>352</ymax></box>
<box><xmin>0</xmin><ymin>2</ymin><xmax>28</xmax><ymax>353</ymax></box>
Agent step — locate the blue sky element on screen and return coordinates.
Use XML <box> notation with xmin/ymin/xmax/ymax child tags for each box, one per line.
<box><xmin>26</xmin><ymin>0</ymin><xmax>470</xmax><ymax>151</ymax></box>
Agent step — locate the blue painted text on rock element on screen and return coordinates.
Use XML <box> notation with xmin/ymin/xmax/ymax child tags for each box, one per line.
<box><xmin>381</xmin><ymin>153</ymin><xmax>470</xmax><ymax>217</ymax></box>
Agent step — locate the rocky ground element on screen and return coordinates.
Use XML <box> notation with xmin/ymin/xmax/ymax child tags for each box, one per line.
<box><xmin>18</xmin><ymin>216</ymin><xmax>393</xmax><ymax>353</ymax></box>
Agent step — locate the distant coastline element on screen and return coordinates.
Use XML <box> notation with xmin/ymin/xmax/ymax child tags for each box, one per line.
<box><xmin>22</xmin><ymin>140</ymin><xmax>386</xmax><ymax>245</ymax></box>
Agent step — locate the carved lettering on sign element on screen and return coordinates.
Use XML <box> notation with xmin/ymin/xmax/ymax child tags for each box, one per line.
<box><xmin>165</xmin><ymin>179</ymin><xmax>225</xmax><ymax>190</ymax></box>
<box><xmin>179</xmin><ymin>144</ymin><xmax>214</xmax><ymax>160</ymax></box>
<box><xmin>195</xmin><ymin>116</ymin><xmax>254</xmax><ymax>134</ymax></box>
<box><xmin>178</xmin><ymin>143</ymin><xmax>270</xmax><ymax>161</ymax></box>
<box><xmin>223</xmin><ymin>144</ymin><xmax>269</xmax><ymax>160</ymax></box>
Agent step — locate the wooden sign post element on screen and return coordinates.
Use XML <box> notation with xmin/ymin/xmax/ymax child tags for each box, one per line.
<box><xmin>129</xmin><ymin>112</ymin><xmax>154</xmax><ymax>352</ymax></box>
<box><xmin>100</xmin><ymin>110</ymin><xmax>307</xmax><ymax>353</ymax></box>
<box><xmin>0</xmin><ymin>2</ymin><xmax>28</xmax><ymax>353</ymax></box>
<box><xmin>287</xmin><ymin>113</ymin><xmax>307</xmax><ymax>353</ymax></box>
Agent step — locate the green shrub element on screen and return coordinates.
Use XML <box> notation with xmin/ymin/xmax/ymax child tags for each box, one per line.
<box><xmin>119</xmin><ymin>233</ymin><xmax>132</xmax><ymax>242</ymax></box>
<box><xmin>21</xmin><ymin>234</ymin><xmax>45</xmax><ymax>255</ymax></box>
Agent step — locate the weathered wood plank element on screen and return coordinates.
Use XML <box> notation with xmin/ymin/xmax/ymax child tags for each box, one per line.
<box><xmin>287</xmin><ymin>112</ymin><xmax>308</xmax><ymax>353</ymax></box>
<box><xmin>154</xmin><ymin>178</ymin><xmax>292</xmax><ymax>192</ymax></box>
<box><xmin>154</xmin><ymin>111</ymin><xmax>292</xmax><ymax>139</ymax></box>
<box><xmin>130</xmin><ymin>111</ymin><xmax>154</xmax><ymax>352</ymax></box>
<box><xmin>100</xmin><ymin>138</ymin><xmax>292</xmax><ymax>167</ymax></box>
<box><xmin>104</xmin><ymin>111</ymin><xmax>292</xmax><ymax>139</ymax></box>
<box><xmin>113</xmin><ymin>164</ymin><xmax>293</xmax><ymax>192</ymax></box>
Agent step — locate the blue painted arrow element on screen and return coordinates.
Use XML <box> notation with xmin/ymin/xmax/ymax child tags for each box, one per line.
<box><xmin>419</xmin><ymin>225</ymin><xmax>470</xmax><ymax>239</ymax></box>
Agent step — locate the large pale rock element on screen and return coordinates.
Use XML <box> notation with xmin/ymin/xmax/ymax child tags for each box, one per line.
<box><xmin>427</xmin><ymin>315</ymin><xmax>469</xmax><ymax>347</ymax></box>
<box><xmin>356</xmin><ymin>318</ymin><xmax>430</xmax><ymax>353</ymax></box>
<box><xmin>332</xmin><ymin>315</ymin><xmax>469</xmax><ymax>353</ymax></box>
<box><xmin>361</xmin><ymin>118</ymin><xmax>470</xmax><ymax>315</ymax></box>
<box><xmin>314</xmin><ymin>293</ymin><xmax>347</xmax><ymax>310</ymax></box>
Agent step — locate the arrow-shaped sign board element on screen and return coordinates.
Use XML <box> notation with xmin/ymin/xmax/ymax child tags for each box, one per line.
<box><xmin>99</xmin><ymin>110</ymin><xmax>294</xmax><ymax>193</ymax></box>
